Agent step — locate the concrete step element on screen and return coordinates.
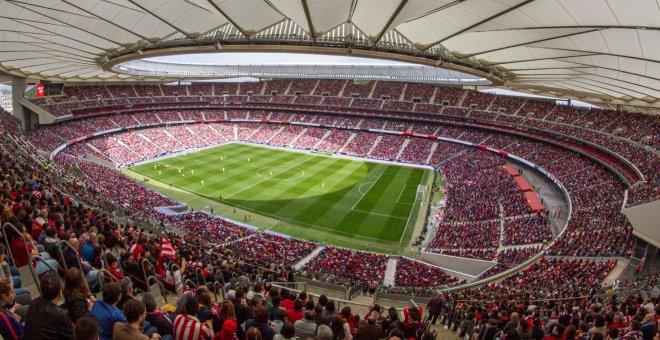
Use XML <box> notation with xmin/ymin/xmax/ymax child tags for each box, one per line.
<box><xmin>294</xmin><ymin>246</ymin><xmax>326</xmax><ymax>270</ymax></box>
<box><xmin>383</xmin><ymin>256</ymin><xmax>398</xmax><ymax>286</ymax></box>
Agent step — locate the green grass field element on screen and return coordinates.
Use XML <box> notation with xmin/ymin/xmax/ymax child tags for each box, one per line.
<box><xmin>125</xmin><ymin>143</ymin><xmax>431</xmax><ymax>249</ymax></box>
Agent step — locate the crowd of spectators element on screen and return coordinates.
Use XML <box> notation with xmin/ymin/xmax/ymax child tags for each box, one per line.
<box><xmin>477</xmin><ymin>246</ymin><xmax>542</xmax><ymax>278</ymax></box>
<box><xmin>227</xmin><ymin>233</ymin><xmax>317</xmax><ymax>268</ymax></box>
<box><xmin>4</xmin><ymin>90</ymin><xmax>655</xmax><ymax>284</ymax></box>
<box><xmin>313</xmin><ymin>79</ymin><xmax>345</xmax><ymax>96</ymax></box>
<box><xmin>428</xmin><ymin>220</ymin><xmax>500</xmax><ymax>252</ymax></box>
<box><xmin>0</xmin><ymin>108</ymin><xmax>657</xmax><ymax>340</ymax></box>
<box><xmin>317</xmin><ymin>130</ymin><xmax>351</xmax><ymax>152</ymax></box>
<box><xmin>372</xmin><ymin>81</ymin><xmax>405</xmax><ymax>100</ymax></box>
<box><xmin>294</xmin><ymin>96</ymin><xmax>324</xmax><ymax>105</ymax></box>
<box><xmin>399</xmin><ymin>139</ymin><xmax>433</xmax><ymax>163</ymax></box>
<box><xmin>341</xmin><ymin>81</ymin><xmax>373</xmax><ymax>98</ymax></box>
<box><xmin>293</xmin><ymin>128</ymin><xmax>327</xmax><ymax>149</ymax></box>
<box><xmin>370</xmin><ymin>135</ymin><xmax>405</xmax><ymax>159</ymax></box>
<box><xmin>269</xmin><ymin>126</ymin><xmax>306</xmax><ymax>147</ymax></box>
<box><xmin>351</xmin><ymin>98</ymin><xmax>383</xmax><ymax>110</ymax></box>
<box><xmin>394</xmin><ymin>257</ymin><xmax>463</xmax><ymax>288</ymax></box>
<box><xmin>302</xmin><ymin>247</ymin><xmax>387</xmax><ymax>285</ymax></box>
<box><xmin>238</xmin><ymin>82</ymin><xmax>265</xmax><ymax>95</ymax></box>
<box><xmin>20</xmin><ymin>102</ymin><xmax>648</xmax><ymax>266</ymax></box>
<box><xmin>270</xmin><ymin>95</ymin><xmax>296</xmax><ymax>104</ymax></box>
<box><xmin>502</xmin><ymin>214</ymin><xmax>552</xmax><ymax>246</ymax></box>
<box><xmin>462</xmin><ymin>91</ymin><xmax>495</xmax><ymax>110</ymax></box>
<box><xmin>342</xmin><ymin>132</ymin><xmax>379</xmax><ymax>156</ymax></box>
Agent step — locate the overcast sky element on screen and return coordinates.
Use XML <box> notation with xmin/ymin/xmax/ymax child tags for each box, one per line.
<box><xmin>148</xmin><ymin>52</ymin><xmax>409</xmax><ymax>65</ymax></box>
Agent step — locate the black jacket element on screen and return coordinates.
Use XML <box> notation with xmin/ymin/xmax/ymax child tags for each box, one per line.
<box><xmin>24</xmin><ymin>297</ymin><xmax>74</xmax><ymax>340</ymax></box>
<box><xmin>64</xmin><ymin>296</ymin><xmax>90</xmax><ymax>323</ymax></box>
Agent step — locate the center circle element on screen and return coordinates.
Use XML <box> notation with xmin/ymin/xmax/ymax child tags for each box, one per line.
<box><xmin>257</xmin><ymin>167</ymin><xmax>305</xmax><ymax>181</ymax></box>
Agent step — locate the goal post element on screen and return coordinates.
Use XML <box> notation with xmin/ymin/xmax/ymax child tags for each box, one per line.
<box><xmin>416</xmin><ymin>184</ymin><xmax>426</xmax><ymax>202</ymax></box>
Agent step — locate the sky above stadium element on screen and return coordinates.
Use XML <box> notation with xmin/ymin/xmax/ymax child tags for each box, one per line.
<box><xmin>147</xmin><ymin>53</ymin><xmax>409</xmax><ymax>66</ymax></box>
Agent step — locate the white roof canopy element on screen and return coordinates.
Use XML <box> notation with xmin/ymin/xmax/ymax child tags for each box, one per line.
<box><xmin>0</xmin><ymin>0</ymin><xmax>658</xmax><ymax>108</ymax></box>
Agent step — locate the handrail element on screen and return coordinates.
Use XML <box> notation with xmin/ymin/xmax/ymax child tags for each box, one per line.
<box><xmin>214</xmin><ymin>270</ymin><xmax>225</xmax><ymax>286</ymax></box>
<box><xmin>104</xmin><ymin>252</ymin><xmax>126</xmax><ymax>277</ymax></box>
<box><xmin>140</xmin><ymin>258</ymin><xmax>156</xmax><ymax>286</ymax></box>
<box><xmin>59</xmin><ymin>240</ymin><xmax>83</xmax><ymax>272</ymax></box>
<box><xmin>96</xmin><ymin>268</ymin><xmax>120</xmax><ymax>289</ymax></box>
<box><xmin>195</xmin><ymin>268</ymin><xmax>207</xmax><ymax>288</ymax></box>
<box><xmin>2</xmin><ymin>222</ymin><xmax>30</xmax><ymax>268</ymax></box>
<box><xmin>212</xmin><ymin>280</ymin><xmax>225</xmax><ymax>302</ymax></box>
<box><xmin>54</xmin><ymin>242</ymin><xmax>68</xmax><ymax>271</ymax></box>
<box><xmin>147</xmin><ymin>275</ymin><xmax>167</xmax><ymax>303</ymax></box>
<box><xmin>28</xmin><ymin>254</ymin><xmax>57</xmax><ymax>296</ymax></box>
<box><xmin>183</xmin><ymin>279</ymin><xmax>198</xmax><ymax>293</ymax></box>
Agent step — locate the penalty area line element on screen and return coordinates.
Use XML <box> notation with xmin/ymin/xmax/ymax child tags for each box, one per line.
<box><xmin>351</xmin><ymin>173</ymin><xmax>383</xmax><ymax>210</ymax></box>
<box><xmin>352</xmin><ymin>209</ymin><xmax>408</xmax><ymax>220</ymax></box>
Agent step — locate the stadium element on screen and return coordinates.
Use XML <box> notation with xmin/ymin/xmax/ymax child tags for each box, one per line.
<box><xmin>0</xmin><ymin>1</ymin><xmax>657</xmax><ymax>339</ymax></box>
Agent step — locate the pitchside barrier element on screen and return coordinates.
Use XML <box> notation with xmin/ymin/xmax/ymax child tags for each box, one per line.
<box><xmin>293</xmin><ymin>276</ymin><xmax>353</xmax><ymax>301</ymax></box>
<box><xmin>269</xmin><ymin>282</ymin><xmax>407</xmax><ymax>319</ymax></box>
<box><xmin>373</xmin><ymin>287</ymin><xmax>432</xmax><ymax>308</ymax></box>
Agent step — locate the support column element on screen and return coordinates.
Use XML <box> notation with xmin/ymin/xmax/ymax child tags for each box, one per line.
<box><xmin>11</xmin><ymin>76</ymin><xmax>30</xmax><ymax>131</ymax></box>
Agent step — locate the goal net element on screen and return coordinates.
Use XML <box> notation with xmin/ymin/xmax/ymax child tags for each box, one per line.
<box><xmin>416</xmin><ymin>184</ymin><xmax>426</xmax><ymax>202</ymax></box>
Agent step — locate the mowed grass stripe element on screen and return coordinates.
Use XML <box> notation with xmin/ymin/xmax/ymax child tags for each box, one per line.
<box><xmin>302</xmin><ymin>161</ymin><xmax>372</xmax><ymax>230</ymax></box>
<box><xmin>134</xmin><ymin>145</ymin><xmax>294</xmax><ymax>198</ymax></box>
<box><xmin>226</xmin><ymin>155</ymin><xmax>323</xmax><ymax>202</ymax></box>
<box><xmin>222</xmin><ymin>152</ymin><xmax>307</xmax><ymax>198</ymax></box>
<box><xmin>277</xmin><ymin>158</ymin><xmax>364</xmax><ymax>225</ymax></box>
<box><xmin>128</xmin><ymin>143</ymin><xmax>429</xmax><ymax>243</ymax></box>
<box><xmin>166</xmin><ymin>147</ymin><xmax>274</xmax><ymax>191</ymax></box>
<box><xmin>354</xmin><ymin>166</ymin><xmax>408</xmax><ymax>218</ymax></box>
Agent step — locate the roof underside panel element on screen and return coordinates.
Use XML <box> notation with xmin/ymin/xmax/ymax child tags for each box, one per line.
<box><xmin>209</xmin><ymin>0</ymin><xmax>285</xmax><ymax>34</ymax></box>
<box><xmin>0</xmin><ymin>0</ymin><xmax>656</xmax><ymax>108</ymax></box>
<box><xmin>129</xmin><ymin>0</ymin><xmax>228</xmax><ymax>36</ymax></box>
<box><xmin>350</xmin><ymin>0</ymin><xmax>448</xmax><ymax>39</ymax></box>
<box><xmin>306</xmin><ymin>0</ymin><xmax>353</xmax><ymax>34</ymax></box>
<box><xmin>395</xmin><ymin>0</ymin><xmax>528</xmax><ymax>46</ymax></box>
<box><xmin>62</xmin><ymin>0</ymin><xmax>171</xmax><ymax>40</ymax></box>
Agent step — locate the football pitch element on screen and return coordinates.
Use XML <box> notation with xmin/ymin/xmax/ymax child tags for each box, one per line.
<box><xmin>126</xmin><ymin>143</ymin><xmax>431</xmax><ymax>247</ymax></box>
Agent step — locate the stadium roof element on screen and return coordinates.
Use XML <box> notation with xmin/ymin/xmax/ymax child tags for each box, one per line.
<box><xmin>0</xmin><ymin>0</ymin><xmax>658</xmax><ymax>109</ymax></box>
